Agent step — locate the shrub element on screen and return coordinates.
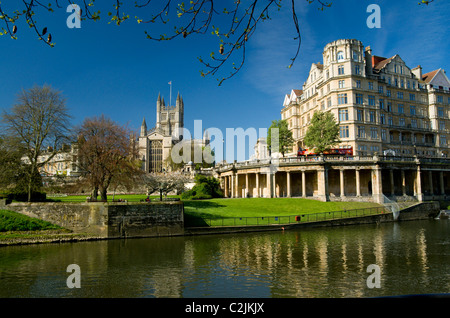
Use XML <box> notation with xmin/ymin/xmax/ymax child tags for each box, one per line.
<box><xmin>181</xmin><ymin>175</ymin><xmax>223</xmax><ymax>200</ymax></box>
<box><xmin>7</xmin><ymin>189</ymin><xmax>47</xmax><ymax>202</ymax></box>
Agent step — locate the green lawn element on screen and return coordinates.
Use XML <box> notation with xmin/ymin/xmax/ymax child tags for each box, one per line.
<box><xmin>183</xmin><ymin>198</ymin><xmax>385</xmax><ymax>227</ymax></box>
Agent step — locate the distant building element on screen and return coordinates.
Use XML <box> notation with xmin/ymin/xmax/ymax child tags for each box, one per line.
<box><xmin>281</xmin><ymin>39</ymin><xmax>450</xmax><ymax>157</ymax></box>
<box><xmin>139</xmin><ymin>92</ymin><xmax>210</xmax><ymax>172</ymax></box>
<box><xmin>22</xmin><ymin>144</ymin><xmax>81</xmax><ymax>177</ymax></box>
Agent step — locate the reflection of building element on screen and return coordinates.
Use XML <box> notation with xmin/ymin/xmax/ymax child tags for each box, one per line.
<box><xmin>281</xmin><ymin>39</ymin><xmax>450</xmax><ymax>157</ymax></box>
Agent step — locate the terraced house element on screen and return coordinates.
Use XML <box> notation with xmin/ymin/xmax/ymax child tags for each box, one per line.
<box><xmin>282</xmin><ymin>39</ymin><xmax>450</xmax><ymax>157</ymax></box>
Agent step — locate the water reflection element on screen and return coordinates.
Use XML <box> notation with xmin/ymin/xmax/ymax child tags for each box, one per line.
<box><xmin>0</xmin><ymin>220</ymin><xmax>449</xmax><ymax>298</ymax></box>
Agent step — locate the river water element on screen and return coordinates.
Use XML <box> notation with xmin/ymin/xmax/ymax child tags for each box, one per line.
<box><xmin>0</xmin><ymin>219</ymin><xmax>449</xmax><ymax>298</ymax></box>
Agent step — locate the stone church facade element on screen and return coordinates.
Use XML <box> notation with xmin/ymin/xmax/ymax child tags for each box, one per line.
<box><xmin>139</xmin><ymin>92</ymin><xmax>184</xmax><ymax>173</ymax></box>
<box><xmin>138</xmin><ymin>92</ymin><xmax>210</xmax><ymax>173</ymax></box>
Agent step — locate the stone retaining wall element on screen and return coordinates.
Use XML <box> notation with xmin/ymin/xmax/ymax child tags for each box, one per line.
<box><xmin>3</xmin><ymin>201</ymin><xmax>184</xmax><ymax>238</ymax></box>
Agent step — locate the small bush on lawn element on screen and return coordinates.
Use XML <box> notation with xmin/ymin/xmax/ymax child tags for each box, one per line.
<box><xmin>181</xmin><ymin>175</ymin><xmax>223</xmax><ymax>200</ymax></box>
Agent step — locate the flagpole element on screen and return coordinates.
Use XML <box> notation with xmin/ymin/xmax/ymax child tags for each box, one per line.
<box><xmin>169</xmin><ymin>81</ymin><xmax>172</xmax><ymax>106</ymax></box>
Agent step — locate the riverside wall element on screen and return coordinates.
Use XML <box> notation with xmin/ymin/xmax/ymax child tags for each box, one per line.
<box><xmin>2</xmin><ymin>201</ymin><xmax>184</xmax><ymax>238</ymax></box>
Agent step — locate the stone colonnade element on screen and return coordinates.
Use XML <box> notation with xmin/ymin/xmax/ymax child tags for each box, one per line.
<box><xmin>218</xmin><ymin>158</ymin><xmax>450</xmax><ymax>203</ymax></box>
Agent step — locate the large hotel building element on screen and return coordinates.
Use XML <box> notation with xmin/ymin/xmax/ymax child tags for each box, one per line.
<box><xmin>281</xmin><ymin>39</ymin><xmax>450</xmax><ymax>157</ymax></box>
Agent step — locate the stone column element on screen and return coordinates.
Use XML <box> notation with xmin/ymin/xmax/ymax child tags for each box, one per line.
<box><xmin>245</xmin><ymin>173</ymin><xmax>249</xmax><ymax>198</ymax></box>
<box><xmin>287</xmin><ymin>171</ymin><xmax>291</xmax><ymax>197</ymax></box>
<box><xmin>302</xmin><ymin>171</ymin><xmax>306</xmax><ymax>198</ymax></box>
<box><xmin>415</xmin><ymin>166</ymin><xmax>423</xmax><ymax>202</ymax></box>
<box><xmin>231</xmin><ymin>175</ymin><xmax>235</xmax><ymax>198</ymax></box>
<box><xmin>371</xmin><ymin>166</ymin><xmax>383</xmax><ymax>204</ymax></box>
<box><xmin>317</xmin><ymin>167</ymin><xmax>329</xmax><ymax>202</ymax></box>
<box><xmin>340</xmin><ymin>169</ymin><xmax>345</xmax><ymax>198</ymax></box>
<box><xmin>235</xmin><ymin>174</ymin><xmax>239</xmax><ymax>198</ymax></box>
<box><xmin>255</xmin><ymin>173</ymin><xmax>260</xmax><ymax>198</ymax></box>
<box><xmin>223</xmin><ymin>176</ymin><xmax>228</xmax><ymax>198</ymax></box>
<box><xmin>356</xmin><ymin>169</ymin><xmax>361</xmax><ymax>197</ymax></box>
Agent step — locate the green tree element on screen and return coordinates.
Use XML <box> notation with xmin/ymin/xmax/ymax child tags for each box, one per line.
<box><xmin>303</xmin><ymin>111</ymin><xmax>340</xmax><ymax>154</ymax></box>
<box><xmin>267</xmin><ymin>120</ymin><xmax>294</xmax><ymax>157</ymax></box>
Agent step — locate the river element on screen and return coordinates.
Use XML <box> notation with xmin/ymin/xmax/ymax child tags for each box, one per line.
<box><xmin>0</xmin><ymin>219</ymin><xmax>449</xmax><ymax>298</ymax></box>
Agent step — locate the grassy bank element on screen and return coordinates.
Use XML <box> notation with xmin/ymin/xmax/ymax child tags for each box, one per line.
<box><xmin>183</xmin><ymin>198</ymin><xmax>383</xmax><ymax>227</ymax></box>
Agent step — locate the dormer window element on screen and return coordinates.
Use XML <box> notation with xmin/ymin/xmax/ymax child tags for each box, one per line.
<box><xmin>337</xmin><ymin>51</ymin><xmax>344</xmax><ymax>61</ymax></box>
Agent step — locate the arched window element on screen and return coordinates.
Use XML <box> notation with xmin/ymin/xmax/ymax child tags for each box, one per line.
<box><xmin>337</xmin><ymin>51</ymin><xmax>344</xmax><ymax>61</ymax></box>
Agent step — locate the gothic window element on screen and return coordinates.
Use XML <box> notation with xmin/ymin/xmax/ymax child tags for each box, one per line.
<box><xmin>149</xmin><ymin>140</ymin><xmax>163</xmax><ymax>172</ymax></box>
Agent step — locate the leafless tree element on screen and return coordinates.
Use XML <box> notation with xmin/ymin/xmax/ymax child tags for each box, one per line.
<box><xmin>74</xmin><ymin>114</ymin><xmax>142</xmax><ymax>201</ymax></box>
<box><xmin>1</xmin><ymin>85</ymin><xmax>71</xmax><ymax>201</ymax></box>
<box><xmin>142</xmin><ymin>171</ymin><xmax>191</xmax><ymax>201</ymax></box>
<box><xmin>0</xmin><ymin>1</ymin><xmax>334</xmax><ymax>84</ymax></box>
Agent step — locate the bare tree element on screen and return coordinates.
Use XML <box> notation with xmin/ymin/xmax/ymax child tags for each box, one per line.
<box><xmin>0</xmin><ymin>1</ymin><xmax>334</xmax><ymax>84</ymax></box>
<box><xmin>1</xmin><ymin>85</ymin><xmax>71</xmax><ymax>201</ymax></box>
<box><xmin>142</xmin><ymin>171</ymin><xmax>191</xmax><ymax>201</ymax></box>
<box><xmin>75</xmin><ymin>114</ymin><xmax>142</xmax><ymax>201</ymax></box>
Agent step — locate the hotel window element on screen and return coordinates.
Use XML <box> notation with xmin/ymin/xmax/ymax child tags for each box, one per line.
<box><xmin>337</xmin><ymin>51</ymin><xmax>344</xmax><ymax>61</ymax></box>
<box><xmin>340</xmin><ymin>126</ymin><xmax>349</xmax><ymax>138</ymax></box>
<box><xmin>379</xmin><ymin>99</ymin><xmax>385</xmax><ymax>110</ymax></box>
<box><xmin>368</xmin><ymin>82</ymin><xmax>374</xmax><ymax>90</ymax></box>
<box><xmin>357</xmin><ymin>126</ymin><xmax>366</xmax><ymax>138</ymax></box>
<box><xmin>439</xmin><ymin>121</ymin><xmax>445</xmax><ymax>131</ymax></box>
<box><xmin>327</xmin><ymin>97</ymin><xmax>332</xmax><ymax>108</ymax></box>
<box><xmin>339</xmin><ymin>109</ymin><xmax>349</xmax><ymax>121</ymax></box>
<box><xmin>338</xmin><ymin>65</ymin><xmax>345</xmax><ymax>75</ymax></box>
<box><xmin>397</xmin><ymin>92</ymin><xmax>403</xmax><ymax>99</ymax></box>
<box><xmin>438</xmin><ymin>107</ymin><xmax>444</xmax><ymax>117</ymax></box>
<box><xmin>399</xmin><ymin>118</ymin><xmax>405</xmax><ymax>126</ymax></box>
<box><xmin>354</xmin><ymin>65</ymin><xmax>361</xmax><ymax>75</ymax></box>
<box><xmin>440</xmin><ymin>135</ymin><xmax>447</xmax><ymax>146</ymax></box>
<box><xmin>410</xmin><ymin>105</ymin><xmax>416</xmax><ymax>115</ymax></box>
<box><xmin>338</xmin><ymin>93</ymin><xmax>348</xmax><ymax>105</ymax></box>
<box><xmin>437</xmin><ymin>95</ymin><xmax>444</xmax><ymax>103</ymax></box>
<box><xmin>400</xmin><ymin>79</ymin><xmax>404</xmax><ymax>88</ymax></box>
<box><xmin>321</xmin><ymin>101</ymin><xmax>325</xmax><ymax>110</ymax></box>
<box><xmin>381</xmin><ymin>129</ymin><xmax>387</xmax><ymax>140</ymax></box>
<box><xmin>355</xmin><ymin>93</ymin><xmax>363</xmax><ymax>105</ymax></box>
<box><xmin>388</xmin><ymin>116</ymin><xmax>393</xmax><ymax>126</ymax></box>
<box><xmin>353</xmin><ymin>51</ymin><xmax>359</xmax><ymax>61</ymax></box>
<box><xmin>357</xmin><ymin>109</ymin><xmax>363</xmax><ymax>121</ymax></box>
<box><xmin>355</xmin><ymin>80</ymin><xmax>361</xmax><ymax>88</ymax></box>
<box><xmin>407</xmin><ymin>81</ymin><xmax>411</xmax><ymax>89</ymax></box>
<box><xmin>395</xmin><ymin>79</ymin><xmax>398</xmax><ymax>87</ymax></box>
<box><xmin>380</xmin><ymin>113</ymin><xmax>385</xmax><ymax>124</ymax></box>
<box><xmin>398</xmin><ymin>104</ymin><xmax>404</xmax><ymax>114</ymax></box>
<box><xmin>369</xmin><ymin>111</ymin><xmax>376</xmax><ymax>123</ymax></box>
<box><xmin>378</xmin><ymin>85</ymin><xmax>384</xmax><ymax>94</ymax></box>
<box><xmin>409</xmin><ymin>93</ymin><xmax>415</xmax><ymax>101</ymax></box>
<box><xmin>386</xmin><ymin>89</ymin><xmax>391</xmax><ymax>97</ymax></box>
<box><xmin>339</xmin><ymin>80</ymin><xmax>345</xmax><ymax>88</ymax></box>
<box><xmin>387</xmin><ymin>102</ymin><xmax>392</xmax><ymax>112</ymax></box>
<box><xmin>368</xmin><ymin>95</ymin><xmax>376</xmax><ymax>106</ymax></box>
<box><xmin>370</xmin><ymin>128</ymin><xmax>378</xmax><ymax>139</ymax></box>
<box><xmin>411</xmin><ymin>119</ymin><xmax>417</xmax><ymax>128</ymax></box>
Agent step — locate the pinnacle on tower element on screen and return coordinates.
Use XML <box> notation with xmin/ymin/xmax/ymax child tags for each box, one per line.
<box><xmin>140</xmin><ymin>117</ymin><xmax>147</xmax><ymax>137</ymax></box>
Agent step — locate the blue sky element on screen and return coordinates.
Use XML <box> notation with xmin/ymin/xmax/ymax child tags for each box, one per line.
<box><xmin>0</xmin><ymin>0</ymin><xmax>449</xmax><ymax>161</ymax></box>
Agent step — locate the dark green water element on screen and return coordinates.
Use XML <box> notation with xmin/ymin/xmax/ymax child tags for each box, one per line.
<box><xmin>0</xmin><ymin>219</ymin><xmax>449</xmax><ymax>298</ymax></box>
